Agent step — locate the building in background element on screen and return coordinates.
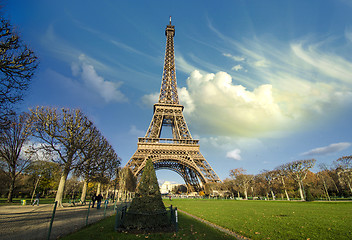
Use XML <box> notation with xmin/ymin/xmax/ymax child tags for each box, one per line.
<box><xmin>160</xmin><ymin>181</ymin><xmax>181</xmax><ymax>194</ymax></box>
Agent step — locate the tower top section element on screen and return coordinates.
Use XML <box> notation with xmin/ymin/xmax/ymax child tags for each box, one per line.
<box><xmin>165</xmin><ymin>17</ymin><xmax>175</xmax><ymax>37</ymax></box>
<box><xmin>159</xmin><ymin>18</ymin><xmax>178</xmax><ymax>104</ymax></box>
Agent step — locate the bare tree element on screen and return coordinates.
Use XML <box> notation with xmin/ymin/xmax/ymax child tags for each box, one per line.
<box><xmin>335</xmin><ymin>156</ymin><xmax>352</xmax><ymax>194</ymax></box>
<box><xmin>275</xmin><ymin>166</ymin><xmax>291</xmax><ymax>201</ymax></box>
<box><xmin>75</xmin><ymin>126</ymin><xmax>102</xmax><ymax>203</ymax></box>
<box><xmin>316</xmin><ymin>167</ymin><xmax>331</xmax><ymax>201</ymax></box>
<box><xmin>229</xmin><ymin>168</ymin><xmax>253</xmax><ymax>200</ymax></box>
<box><xmin>102</xmin><ymin>152</ymin><xmax>120</xmax><ymax>199</ymax></box>
<box><xmin>261</xmin><ymin>170</ymin><xmax>277</xmax><ymax>200</ymax></box>
<box><xmin>0</xmin><ymin>113</ymin><xmax>32</xmax><ymax>202</ymax></box>
<box><xmin>222</xmin><ymin>178</ymin><xmax>238</xmax><ymax>198</ymax></box>
<box><xmin>319</xmin><ymin>163</ymin><xmax>340</xmax><ymax>194</ymax></box>
<box><xmin>0</xmin><ymin>17</ymin><xmax>38</xmax><ymax>129</ymax></box>
<box><xmin>118</xmin><ymin>167</ymin><xmax>137</xmax><ymax>201</ymax></box>
<box><xmin>30</xmin><ymin>106</ymin><xmax>93</xmax><ymax>207</ymax></box>
<box><xmin>283</xmin><ymin>159</ymin><xmax>316</xmax><ymax>201</ymax></box>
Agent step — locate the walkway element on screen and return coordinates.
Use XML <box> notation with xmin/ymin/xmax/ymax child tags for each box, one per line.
<box><xmin>0</xmin><ymin>203</ymin><xmax>115</xmax><ymax>240</ymax></box>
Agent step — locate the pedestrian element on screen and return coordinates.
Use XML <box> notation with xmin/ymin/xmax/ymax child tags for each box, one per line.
<box><xmin>96</xmin><ymin>194</ymin><xmax>103</xmax><ymax>209</ymax></box>
<box><xmin>91</xmin><ymin>194</ymin><xmax>96</xmax><ymax>208</ymax></box>
<box><xmin>32</xmin><ymin>192</ymin><xmax>40</xmax><ymax>206</ymax></box>
<box><xmin>169</xmin><ymin>195</ymin><xmax>172</xmax><ymax>201</ymax></box>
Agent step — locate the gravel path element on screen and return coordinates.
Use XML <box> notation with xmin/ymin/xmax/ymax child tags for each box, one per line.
<box><xmin>0</xmin><ymin>203</ymin><xmax>116</xmax><ymax>240</ymax></box>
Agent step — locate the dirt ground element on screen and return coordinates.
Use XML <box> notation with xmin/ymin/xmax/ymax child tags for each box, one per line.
<box><xmin>0</xmin><ymin>202</ymin><xmax>116</xmax><ymax>240</ymax></box>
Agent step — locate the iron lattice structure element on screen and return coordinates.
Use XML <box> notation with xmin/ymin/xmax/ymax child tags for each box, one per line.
<box><xmin>125</xmin><ymin>19</ymin><xmax>221</xmax><ymax>192</ymax></box>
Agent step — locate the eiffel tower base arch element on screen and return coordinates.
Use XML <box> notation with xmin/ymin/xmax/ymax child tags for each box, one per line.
<box><xmin>126</xmin><ymin>139</ymin><xmax>220</xmax><ymax>192</ymax></box>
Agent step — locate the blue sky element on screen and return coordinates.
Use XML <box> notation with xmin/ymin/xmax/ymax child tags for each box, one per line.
<box><xmin>4</xmin><ymin>0</ymin><xmax>352</xmax><ymax>184</ymax></box>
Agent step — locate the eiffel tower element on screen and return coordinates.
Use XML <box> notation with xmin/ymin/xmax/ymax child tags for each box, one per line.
<box><xmin>125</xmin><ymin>18</ymin><xmax>221</xmax><ymax>192</ymax></box>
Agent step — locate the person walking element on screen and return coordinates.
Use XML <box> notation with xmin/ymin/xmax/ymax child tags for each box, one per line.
<box><xmin>96</xmin><ymin>194</ymin><xmax>103</xmax><ymax>209</ymax></box>
<box><xmin>91</xmin><ymin>194</ymin><xmax>96</xmax><ymax>208</ymax></box>
<box><xmin>32</xmin><ymin>192</ymin><xmax>40</xmax><ymax>206</ymax></box>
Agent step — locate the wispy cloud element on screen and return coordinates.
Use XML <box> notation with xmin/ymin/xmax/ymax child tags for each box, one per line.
<box><xmin>226</xmin><ymin>149</ymin><xmax>242</xmax><ymax>161</ymax></box>
<box><xmin>72</xmin><ymin>54</ymin><xmax>127</xmax><ymax>103</ymax></box>
<box><xmin>301</xmin><ymin>142</ymin><xmax>351</xmax><ymax>156</ymax></box>
<box><xmin>223</xmin><ymin>53</ymin><xmax>245</xmax><ymax>62</ymax></box>
<box><xmin>175</xmin><ymin>54</ymin><xmax>199</xmax><ymax>74</ymax></box>
<box><xmin>129</xmin><ymin>125</ymin><xmax>145</xmax><ymax>136</ymax></box>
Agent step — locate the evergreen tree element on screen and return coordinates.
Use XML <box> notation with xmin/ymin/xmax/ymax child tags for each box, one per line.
<box><xmin>122</xmin><ymin>158</ymin><xmax>170</xmax><ymax>231</ymax></box>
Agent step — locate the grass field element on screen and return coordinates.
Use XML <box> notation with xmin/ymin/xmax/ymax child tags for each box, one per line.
<box><xmin>61</xmin><ymin>211</ymin><xmax>236</xmax><ymax>240</ymax></box>
<box><xmin>61</xmin><ymin>199</ymin><xmax>352</xmax><ymax>240</ymax></box>
<box><xmin>164</xmin><ymin>199</ymin><xmax>352</xmax><ymax>240</ymax></box>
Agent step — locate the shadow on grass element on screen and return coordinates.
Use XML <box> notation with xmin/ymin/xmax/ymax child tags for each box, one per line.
<box><xmin>60</xmin><ymin>212</ymin><xmax>236</xmax><ymax>240</ymax></box>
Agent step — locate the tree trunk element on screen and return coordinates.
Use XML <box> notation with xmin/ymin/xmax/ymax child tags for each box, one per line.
<box><xmin>114</xmin><ymin>189</ymin><xmax>118</xmax><ymax>202</ymax></box>
<box><xmin>281</xmin><ymin>177</ymin><xmax>290</xmax><ymax>201</ymax></box>
<box><xmin>244</xmin><ymin>189</ymin><xmax>248</xmax><ymax>200</ymax></box>
<box><xmin>298</xmin><ymin>181</ymin><xmax>305</xmax><ymax>201</ymax></box>
<box><xmin>105</xmin><ymin>185</ymin><xmax>110</xmax><ymax>199</ymax></box>
<box><xmin>347</xmin><ymin>180</ymin><xmax>352</xmax><ymax>194</ymax></box>
<box><xmin>55</xmin><ymin>166</ymin><xmax>70</xmax><ymax>207</ymax></box>
<box><xmin>284</xmin><ymin>189</ymin><xmax>290</xmax><ymax>201</ymax></box>
<box><xmin>114</xmin><ymin>189</ymin><xmax>119</xmax><ymax>201</ymax></box>
<box><xmin>31</xmin><ymin>176</ymin><xmax>41</xmax><ymax>204</ymax></box>
<box><xmin>271</xmin><ymin>190</ymin><xmax>276</xmax><ymax>200</ymax></box>
<box><xmin>96</xmin><ymin>182</ymin><xmax>101</xmax><ymax>195</ymax></box>
<box><xmin>81</xmin><ymin>180</ymin><xmax>88</xmax><ymax>203</ymax></box>
<box><xmin>322</xmin><ymin>178</ymin><xmax>331</xmax><ymax>201</ymax></box>
<box><xmin>118</xmin><ymin>190</ymin><xmax>121</xmax><ymax>201</ymax></box>
<box><xmin>7</xmin><ymin>177</ymin><xmax>15</xmax><ymax>203</ymax></box>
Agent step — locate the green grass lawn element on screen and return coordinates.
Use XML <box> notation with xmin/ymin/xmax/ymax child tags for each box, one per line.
<box><xmin>165</xmin><ymin>199</ymin><xmax>352</xmax><ymax>240</ymax></box>
<box><xmin>61</xmin><ymin>211</ymin><xmax>236</xmax><ymax>240</ymax></box>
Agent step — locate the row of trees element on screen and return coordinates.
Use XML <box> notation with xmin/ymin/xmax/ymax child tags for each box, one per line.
<box><xmin>0</xmin><ymin>12</ymin><xmax>121</xmax><ymax>206</ymax></box>
<box><xmin>205</xmin><ymin>157</ymin><xmax>352</xmax><ymax>201</ymax></box>
<box><xmin>0</xmin><ymin>107</ymin><xmax>121</xmax><ymax>206</ymax></box>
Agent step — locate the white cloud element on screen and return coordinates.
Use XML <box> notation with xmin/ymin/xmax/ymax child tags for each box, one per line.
<box><xmin>141</xmin><ymin>87</ymin><xmax>195</xmax><ymax>114</ymax></box>
<box><xmin>179</xmin><ymin>64</ymin><xmax>352</xmax><ymax>137</ymax></box>
<box><xmin>232</xmin><ymin>64</ymin><xmax>243</xmax><ymax>71</ymax></box>
<box><xmin>223</xmin><ymin>53</ymin><xmax>245</xmax><ymax>62</ymax></box>
<box><xmin>226</xmin><ymin>149</ymin><xmax>242</xmax><ymax>161</ymax></box>
<box><xmin>178</xmin><ymin>87</ymin><xmax>195</xmax><ymax>114</ymax></box>
<box><xmin>72</xmin><ymin>55</ymin><xmax>127</xmax><ymax>103</ymax></box>
<box><xmin>141</xmin><ymin>92</ymin><xmax>159</xmax><ymax>107</ymax></box>
<box><xmin>182</xmin><ymin>70</ymin><xmax>289</xmax><ymax>137</ymax></box>
<box><xmin>177</xmin><ymin>24</ymin><xmax>352</xmax><ymax>137</ymax></box>
<box><xmin>301</xmin><ymin>142</ymin><xmax>351</xmax><ymax>156</ymax></box>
